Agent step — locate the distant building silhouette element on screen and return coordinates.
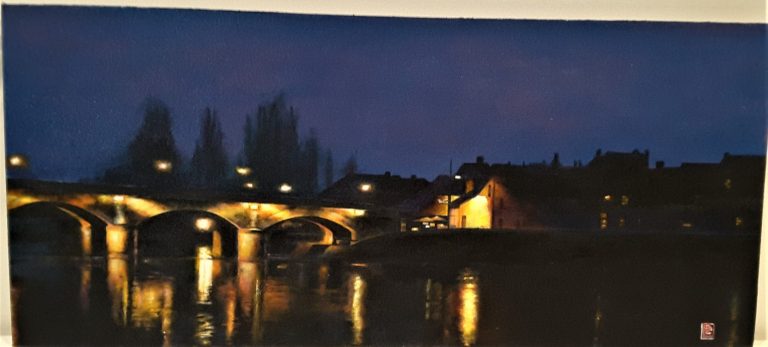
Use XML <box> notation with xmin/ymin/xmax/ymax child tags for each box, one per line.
<box><xmin>400</xmin><ymin>150</ymin><xmax>764</xmax><ymax>232</ymax></box>
<box><xmin>320</xmin><ymin>172</ymin><xmax>430</xmax><ymax>208</ymax></box>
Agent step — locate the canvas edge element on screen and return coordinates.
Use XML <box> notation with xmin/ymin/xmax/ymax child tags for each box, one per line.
<box><xmin>0</xmin><ymin>0</ymin><xmax>765</xmax><ymax>344</ymax></box>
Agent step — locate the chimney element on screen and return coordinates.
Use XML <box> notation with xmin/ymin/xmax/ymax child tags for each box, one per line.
<box><xmin>384</xmin><ymin>171</ymin><xmax>391</xmax><ymax>177</ymax></box>
<box><xmin>476</xmin><ymin>156</ymin><xmax>485</xmax><ymax>164</ymax></box>
<box><xmin>655</xmin><ymin>161</ymin><xmax>665</xmax><ymax>169</ymax></box>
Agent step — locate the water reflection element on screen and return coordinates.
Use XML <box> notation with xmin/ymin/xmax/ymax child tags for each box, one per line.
<box><xmin>196</xmin><ymin>246</ymin><xmax>214</xmax><ymax>304</ymax></box>
<box><xmin>218</xmin><ymin>280</ymin><xmax>238</xmax><ymax>343</ymax></box>
<box><xmin>194</xmin><ymin>311</ymin><xmax>215</xmax><ymax>346</ymax></box>
<box><xmin>130</xmin><ymin>278</ymin><xmax>174</xmax><ymax>346</ymax></box>
<box><xmin>593</xmin><ymin>294</ymin><xmax>603</xmax><ymax>347</ymax></box>
<box><xmin>107</xmin><ymin>257</ymin><xmax>129</xmax><ymax>326</ymax></box>
<box><xmin>457</xmin><ymin>269</ymin><xmax>479</xmax><ymax>347</ymax></box>
<box><xmin>425</xmin><ymin>278</ymin><xmax>443</xmax><ymax>321</ymax></box>
<box><xmin>11</xmin><ymin>234</ymin><xmax>758</xmax><ymax>346</ymax></box>
<box><xmin>346</xmin><ymin>272</ymin><xmax>367</xmax><ymax>345</ymax></box>
<box><xmin>79</xmin><ymin>261</ymin><xmax>91</xmax><ymax>312</ymax></box>
<box><xmin>728</xmin><ymin>292</ymin><xmax>740</xmax><ymax>347</ymax></box>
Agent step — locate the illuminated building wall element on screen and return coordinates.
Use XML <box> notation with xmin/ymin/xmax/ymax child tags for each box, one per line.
<box><xmin>449</xmin><ymin>178</ymin><xmax>529</xmax><ymax>229</ymax></box>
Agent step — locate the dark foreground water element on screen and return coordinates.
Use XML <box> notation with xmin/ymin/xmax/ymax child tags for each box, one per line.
<box><xmin>11</xmin><ymin>231</ymin><xmax>761</xmax><ymax>346</ymax></box>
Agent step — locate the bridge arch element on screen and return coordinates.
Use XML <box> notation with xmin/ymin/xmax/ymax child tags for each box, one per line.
<box><xmin>136</xmin><ymin>210</ymin><xmax>239</xmax><ymax>258</ymax></box>
<box><xmin>262</xmin><ymin>216</ymin><xmax>353</xmax><ymax>257</ymax></box>
<box><xmin>260</xmin><ymin>208</ymin><xmax>359</xmax><ymax>242</ymax></box>
<box><xmin>263</xmin><ymin>216</ymin><xmax>353</xmax><ymax>243</ymax></box>
<box><xmin>9</xmin><ymin>202</ymin><xmax>109</xmax><ymax>256</ymax></box>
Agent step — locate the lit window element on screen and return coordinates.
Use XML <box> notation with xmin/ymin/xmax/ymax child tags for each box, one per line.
<box><xmin>359</xmin><ymin>183</ymin><xmax>372</xmax><ymax>192</ymax></box>
<box><xmin>599</xmin><ymin>212</ymin><xmax>608</xmax><ymax>230</ymax></box>
<box><xmin>735</xmin><ymin>217</ymin><xmax>743</xmax><ymax>227</ymax></box>
<box><xmin>235</xmin><ymin>166</ymin><xmax>252</xmax><ymax>176</ymax></box>
<box><xmin>621</xmin><ymin>195</ymin><xmax>629</xmax><ymax>206</ymax></box>
<box><xmin>279</xmin><ymin>183</ymin><xmax>293</xmax><ymax>193</ymax></box>
<box><xmin>154</xmin><ymin>160</ymin><xmax>172</xmax><ymax>173</ymax></box>
<box><xmin>724</xmin><ymin>179</ymin><xmax>732</xmax><ymax>190</ymax></box>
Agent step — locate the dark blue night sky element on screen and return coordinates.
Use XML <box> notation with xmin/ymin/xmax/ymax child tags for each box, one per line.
<box><xmin>3</xmin><ymin>5</ymin><xmax>766</xmax><ymax>181</ymax></box>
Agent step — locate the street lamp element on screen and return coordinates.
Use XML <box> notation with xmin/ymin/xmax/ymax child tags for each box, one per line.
<box><xmin>235</xmin><ymin>166</ymin><xmax>252</xmax><ymax>176</ymax></box>
<box><xmin>279</xmin><ymin>183</ymin><xmax>293</xmax><ymax>193</ymax></box>
<box><xmin>7</xmin><ymin>154</ymin><xmax>28</xmax><ymax>168</ymax></box>
<box><xmin>359</xmin><ymin>183</ymin><xmax>373</xmax><ymax>192</ymax></box>
<box><xmin>195</xmin><ymin>217</ymin><xmax>214</xmax><ymax>232</ymax></box>
<box><xmin>243</xmin><ymin>181</ymin><xmax>256</xmax><ymax>189</ymax></box>
<box><xmin>154</xmin><ymin>160</ymin><xmax>172</xmax><ymax>173</ymax></box>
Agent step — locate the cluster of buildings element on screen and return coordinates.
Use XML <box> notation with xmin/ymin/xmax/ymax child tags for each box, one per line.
<box><xmin>320</xmin><ymin>150</ymin><xmax>765</xmax><ymax>233</ymax></box>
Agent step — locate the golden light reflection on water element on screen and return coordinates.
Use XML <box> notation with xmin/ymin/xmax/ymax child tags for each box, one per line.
<box><xmin>236</xmin><ymin>261</ymin><xmax>265</xmax><ymax>344</ymax></box>
<box><xmin>130</xmin><ymin>279</ymin><xmax>174</xmax><ymax>339</ymax></box>
<box><xmin>195</xmin><ymin>311</ymin><xmax>215</xmax><ymax>346</ymax></box>
<box><xmin>107</xmin><ymin>257</ymin><xmax>129</xmax><ymax>326</ymax></box>
<box><xmin>218</xmin><ymin>280</ymin><xmax>238</xmax><ymax>343</ymax></box>
<box><xmin>458</xmin><ymin>269</ymin><xmax>479</xmax><ymax>347</ymax></box>
<box><xmin>196</xmin><ymin>246</ymin><xmax>214</xmax><ymax>304</ymax></box>
<box><xmin>728</xmin><ymin>292</ymin><xmax>740</xmax><ymax>347</ymax></box>
<box><xmin>593</xmin><ymin>295</ymin><xmax>603</xmax><ymax>346</ymax></box>
<box><xmin>80</xmin><ymin>261</ymin><xmax>92</xmax><ymax>312</ymax></box>
<box><xmin>347</xmin><ymin>272</ymin><xmax>367</xmax><ymax>345</ymax></box>
<box><xmin>425</xmin><ymin>278</ymin><xmax>443</xmax><ymax>321</ymax></box>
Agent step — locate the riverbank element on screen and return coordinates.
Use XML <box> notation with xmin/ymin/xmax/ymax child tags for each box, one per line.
<box><xmin>332</xmin><ymin>229</ymin><xmax>760</xmax><ymax>266</ymax></box>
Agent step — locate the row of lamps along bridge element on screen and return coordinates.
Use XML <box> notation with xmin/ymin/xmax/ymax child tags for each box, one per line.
<box><xmin>6</xmin><ymin>154</ymin><xmax>376</xmax><ymax>195</ymax></box>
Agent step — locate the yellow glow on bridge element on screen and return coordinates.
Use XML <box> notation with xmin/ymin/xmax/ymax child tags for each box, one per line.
<box><xmin>8</xmin><ymin>187</ymin><xmax>369</xmax><ymax>252</ymax></box>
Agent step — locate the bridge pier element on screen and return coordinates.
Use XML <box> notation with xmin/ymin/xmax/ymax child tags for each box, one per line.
<box><xmin>106</xmin><ymin>224</ymin><xmax>129</xmax><ymax>255</ymax></box>
<box><xmin>237</xmin><ymin>228</ymin><xmax>263</xmax><ymax>262</ymax></box>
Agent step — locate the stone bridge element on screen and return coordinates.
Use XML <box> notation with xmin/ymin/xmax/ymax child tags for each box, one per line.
<box><xmin>7</xmin><ymin>179</ymin><xmax>394</xmax><ymax>260</ymax></box>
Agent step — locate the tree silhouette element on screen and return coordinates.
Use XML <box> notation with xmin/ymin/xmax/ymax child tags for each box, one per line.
<box><xmin>324</xmin><ymin>149</ymin><xmax>334</xmax><ymax>189</ymax></box>
<box><xmin>190</xmin><ymin>107</ymin><xmax>228</xmax><ymax>187</ymax></box>
<box><xmin>551</xmin><ymin>152</ymin><xmax>562</xmax><ymax>169</ymax></box>
<box><xmin>342</xmin><ymin>154</ymin><xmax>358</xmax><ymax>177</ymax></box>
<box><xmin>241</xmin><ymin>94</ymin><xmax>323</xmax><ymax>194</ymax></box>
<box><xmin>105</xmin><ymin>98</ymin><xmax>182</xmax><ymax>187</ymax></box>
<box><xmin>301</xmin><ymin>129</ymin><xmax>319</xmax><ymax>193</ymax></box>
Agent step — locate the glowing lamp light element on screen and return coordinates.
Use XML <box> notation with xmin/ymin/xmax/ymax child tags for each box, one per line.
<box><xmin>243</xmin><ymin>182</ymin><xmax>255</xmax><ymax>189</ymax></box>
<box><xmin>195</xmin><ymin>218</ymin><xmax>214</xmax><ymax>232</ymax></box>
<box><xmin>235</xmin><ymin>166</ymin><xmax>252</xmax><ymax>176</ymax></box>
<box><xmin>8</xmin><ymin>154</ymin><xmax>27</xmax><ymax>168</ymax></box>
<box><xmin>154</xmin><ymin>160</ymin><xmax>172</xmax><ymax>173</ymax></box>
<box><xmin>113</xmin><ymin>195</ymin><xmax>125</xmax><ymax>203</ymax></box>
<box><xmin>454</xmin><ymin>175</ymin><xmax>462</xmax><ymax>180</ymax></box>
<box><xmin>279</xmin><ymin>183</ymin><xmax>293</xmax><ymax>193</ymax></box>
<box><xmin>359</xmin><ymin>183</ymin><xmax>373</xmax><ymax>192</ymax></box>
<box><xmin>603</xmin><ymin>195</ymin><xmax>612</xmax><ymax>202</ymax></box>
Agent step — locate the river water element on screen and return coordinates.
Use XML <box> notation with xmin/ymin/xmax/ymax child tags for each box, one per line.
<box><xmin>10</xmin><ymin>231</ymin><xmax>761</xmax><ymax>346</ymax></box>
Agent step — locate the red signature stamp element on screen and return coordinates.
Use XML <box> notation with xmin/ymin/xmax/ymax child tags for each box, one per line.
<box><xmin>700</xmin><ymin>322</ymin><xmax>715</xmax><ymax>340</ymax></box>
